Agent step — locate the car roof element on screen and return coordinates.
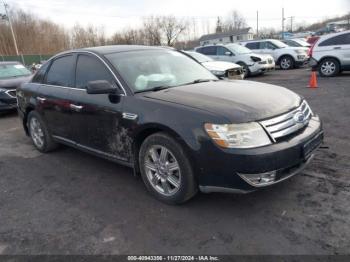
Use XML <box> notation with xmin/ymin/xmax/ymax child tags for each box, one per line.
<box><xmin>317</xmin><ymin>30</ymin><xmax>350</xmax><ymax>41</ymax></box>
<box><xmin>74</xmin><ymin>45</ymin><xmax>170</xmax><ymax>55</ymax></box>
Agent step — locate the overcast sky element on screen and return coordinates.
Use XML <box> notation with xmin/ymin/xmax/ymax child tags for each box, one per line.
<box><xmin>4</xmin><ymin>0</ymin><xmax>350</xmax><ymax>37</ymax></box>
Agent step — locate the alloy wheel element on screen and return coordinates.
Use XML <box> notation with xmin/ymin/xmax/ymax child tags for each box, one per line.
<box><xmin>144</xmin><ymin>145</ymin><xmax>181</xmax><ymax>196</ymax></box>
<box><xmin>29</xmin><ymin>117</ymin><xmax>44</xmax><ymax>148</ymax></box>
<box><xmin>321</xmin><ymin>61</ymin><xmax>336</xmax><ymax>76</ymax></box>
<box><xmin>280</xmin><ymin>58</ymin><xmax>291</xmax><ymax>69</ymax></box>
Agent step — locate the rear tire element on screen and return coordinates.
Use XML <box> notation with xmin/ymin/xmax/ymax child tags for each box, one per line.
<box><xmin>139</xmin><ymin>132</ymin><xmax>197</xmax><ymax>204</ymax></box>
<box><xmin>318</xmin><ymin>58</ymin><xmax>340</xmax><ymax>77</ymax></box>
<box><xmin>27</xmin><ymin>111</ymin><xmax>58</xmax><ymax>153</ymax></box>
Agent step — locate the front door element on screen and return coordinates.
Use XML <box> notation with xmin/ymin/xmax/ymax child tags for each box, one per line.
<box><xmin>68</xmin><ymin>53</ymin><xmax>127</xmax><ymax>161</ymax></box>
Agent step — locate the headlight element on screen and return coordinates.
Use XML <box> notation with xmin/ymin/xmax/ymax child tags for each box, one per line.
<box><xmin>211</xmin><ymin>70</ymin><xmax>225</xmax><ymax>76</ymax></box>
<box><xmin>204</xmin><ymin>122</ymin><xmax>271</xmax><ymax>148</ymax></box>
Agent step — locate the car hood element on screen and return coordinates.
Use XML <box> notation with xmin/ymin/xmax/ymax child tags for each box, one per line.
<box><xmin>143</xmin><ymin>80</ymin><xmax>301</xmax><ymax>123</ymax></box>
<box><xmin>202</xmin><ymin>61</ymin><xmax>241</xmax><ymax>71</ymax></box>
<box><xmin>0</xmin><ymin>75</ymin><xmax>32</xmax><ymax>89</ymax></box>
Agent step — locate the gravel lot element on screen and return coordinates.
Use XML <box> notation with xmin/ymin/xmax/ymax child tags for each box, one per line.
<box><xmin>0</xmin><ymin>68</ymin><xmax>349</xmax><ymax>255</ymax></box>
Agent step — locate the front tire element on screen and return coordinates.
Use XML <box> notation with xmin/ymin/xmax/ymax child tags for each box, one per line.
<box><xmin>139</xmin><ymin>132</ymin><xmax>197</xmax><ymax>204</ymax></box>
<box><xmin>318</xmin><ymin>58</ymin><xmax>340</xmax><ymax>77</ymax></box>
<box><xmin>279</xmin><ymin>55</ymin><xmax>295</xmax><ymax>70</ymax></box>
<box><xmin>27</xmin><ymin>111</ymin><xmax>58</xmax><ymax>153</ymax></box>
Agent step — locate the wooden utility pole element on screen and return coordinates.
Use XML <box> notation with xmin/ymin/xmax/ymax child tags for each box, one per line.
<box><xmin>2</xmin><ymin>1</ymin><xmax>19</xmax><ymax>55</ymax></box>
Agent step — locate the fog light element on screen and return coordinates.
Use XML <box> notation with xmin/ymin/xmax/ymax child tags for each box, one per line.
<box><xmin>239</xmin><ymin>171</ymin><xmax>277</xmax><ymax>187</ymax></box>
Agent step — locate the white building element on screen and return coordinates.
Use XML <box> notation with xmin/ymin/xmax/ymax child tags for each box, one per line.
<box><xmin>199</xmin><ymin>28</ymin><xmax>254</xmax><ymax>46</ymax></box>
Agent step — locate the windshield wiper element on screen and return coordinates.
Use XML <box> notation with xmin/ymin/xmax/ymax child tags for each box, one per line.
<box><xmin>182</xmin><ymin>79</ymin><xmax>217</xmax><ymax>86</ymax></box>
<box><xmin>134</xmin><ymin>85</ymin><xmax>171</xmax><ymax>93</ymax></box>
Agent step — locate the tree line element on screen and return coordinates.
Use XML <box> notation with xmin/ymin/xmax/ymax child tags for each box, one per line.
<box><xmin>0</xmin><ymin>8</ymin><xmax>199</xmax><ymax>56</ymax></box>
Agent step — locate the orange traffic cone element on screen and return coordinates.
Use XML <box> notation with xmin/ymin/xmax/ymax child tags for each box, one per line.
<box><xmin>308</xmin><ymin>71</ymin><xmax>318</xmax><ymax>88</ymax></box>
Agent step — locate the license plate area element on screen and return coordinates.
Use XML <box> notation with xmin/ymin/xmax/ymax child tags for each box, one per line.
<box><xmin>303</xmin><ymin>132</ymin><xmax>323</xmax><ymax>159</ymax></box>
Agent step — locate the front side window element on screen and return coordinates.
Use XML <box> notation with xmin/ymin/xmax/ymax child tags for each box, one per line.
<box><xmin>0</xmin><ymin>63</ymin><xmax>31</xmax><ymax>79</ymax></box>
<box><xmin>75</xmin><ymin>55</ymin><xmax>113</xmax><ymax>89</ymax></box>
<box><xmin>266</xmin><ymin>41</ymin><xmax>278</xmax><ymax>49</ymax></box>
<box><xmin>106</xmin><ymin>50</ymin><xmax>217</xmax><ymax>92</ymax></box>
<box><xmin>45</xmin><ymin>55</ymin><xmax>74</xmax><ymax>87</ymax></box>
<box><xmin>217</xmin><ymin>46</ymin><xmax>230</xmax><ymax>56</ymax></box>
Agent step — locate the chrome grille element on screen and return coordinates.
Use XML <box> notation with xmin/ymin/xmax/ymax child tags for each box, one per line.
<box><xmin>260</xmin><ymin>101</ymin><xmax>313</xmax><ymax>141</ymax></box>
<box><xmin>5</xmin><ymin>89</ymin><xmax>17</xmax><ymax>98</ymax></box>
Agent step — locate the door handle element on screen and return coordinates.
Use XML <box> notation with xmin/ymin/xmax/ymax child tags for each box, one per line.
<box><xmin>37</xmin><ymin>97</ymin><xmax>46</xmax><ymax>102</ymax></box>
<box><xmin>70</xmin><ymin>104</ymin><xmax>83</xmax><ymax>112</ymax></box>
<box><xmin>333</xmin><ymin>47</ymin><xmax>341</xmax><ymax>50</ymax></box>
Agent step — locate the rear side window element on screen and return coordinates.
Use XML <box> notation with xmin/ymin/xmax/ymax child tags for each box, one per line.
<box><xmin>319</xmin><ymin>33</ymin><xmax>350</xmax><ymax>46</ymax></box>
<box><xmin>197</xmin><ymin>46</ymin><xmax>217</xmax><ymax>56</ymax></box>
<box><xmin>45</xmin><ymin>55</ymin><xmax>74</xmax><ymax>87</ymax></box>
<box><xmin>75</xmin><ymin>55</ymin><xmax>114</xmax><ymax>89</ymax></box>
<box><xmin>245</xmin><ymin>42</ymin><xmax>259</xmax><ymax>49</ymax></box>
<box><xmin>32</xmin><ymin>62</ymin><xmax>49</xmax><ymax>83</ymax></box>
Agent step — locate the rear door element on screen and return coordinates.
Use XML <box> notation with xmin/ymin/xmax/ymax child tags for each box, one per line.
<box><xmin>38</xmin><ymin>55</ymin><xmax>75</xmax><ymax>141</ymax></box>
<box><xmin>68</xmin><ymin>53</ymin><xmax>127</xmax><ymax>161</ymax></box>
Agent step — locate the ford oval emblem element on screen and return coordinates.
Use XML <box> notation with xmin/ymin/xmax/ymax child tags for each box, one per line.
<box><xmin>294</xmin><ymin>111</ymin><xmax>305</xmax><ymax>123</ymax></box>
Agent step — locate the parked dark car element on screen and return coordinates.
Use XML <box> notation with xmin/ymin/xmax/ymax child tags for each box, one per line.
<box><xmin>0</xmin><ymin>61</ymin><xmax>32</xmax><ymax>112</ymax></box>
<box><xmin>17</xmin><ymin>46</ymin><xmax>323</xmax><ymax>204</ymax></box>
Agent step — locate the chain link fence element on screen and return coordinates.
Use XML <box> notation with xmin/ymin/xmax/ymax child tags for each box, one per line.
<box><xmin>0</xmin><ymin>54</ymin><xmax>53</xmax><ymax>66</ymax></box>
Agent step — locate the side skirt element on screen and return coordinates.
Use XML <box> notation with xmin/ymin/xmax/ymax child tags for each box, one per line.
<box><xmin>52</xmin><ymin>135</ymin><xmax>134</xmax><ymax>168</ymax></box>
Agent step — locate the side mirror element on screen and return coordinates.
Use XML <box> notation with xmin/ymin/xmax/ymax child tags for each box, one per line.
<box><xmin>87</xmin><ymin>80</ymin><xmax>118</xmax><ymax>95</ymax></box>
<box><xmin>225</xmin><ymin>51</ymin><xmax>232</xmax><ymax>56</ymax></box>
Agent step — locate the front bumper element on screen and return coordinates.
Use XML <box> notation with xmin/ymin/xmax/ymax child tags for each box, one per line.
<box><xmin>249</xmin><ymin>62</ymin><xmax>275</xmax><ymax>75</ymax></box>
<box><xmin>196</xmin><ymin>116</ymin><xmax>323</xmax><ymax>193</ymax></box>
<box><xmin>295</xmin><ymin>55</ymin><xmax>310</xmax><ymax>66</ymax></box>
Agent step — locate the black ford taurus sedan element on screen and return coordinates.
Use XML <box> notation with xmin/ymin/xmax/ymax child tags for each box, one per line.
<box><xmin>17</xmin><ymin>45</ymin><xmax>323</xmax><ymax>204</ymax></box>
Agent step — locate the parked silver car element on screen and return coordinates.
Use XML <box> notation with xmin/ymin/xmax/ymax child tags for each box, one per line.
<box><xmin>309</xmin><ymin>30</ymin><xmax>350</xmax><ymax>77</ymax></box>
<box><xmin>240</xmin><ymin>39</ymin><xmax>309</xmax><ymax>70</ymax></box>
<box><xmin>184</xmin><ymin>51</ymin><xmax>244</xmax><ymax>79</ymax></box>
<box><xmin>195</xmin><ymin>44</ymin><xmax>275</xmax><ymax>78</ymax></box>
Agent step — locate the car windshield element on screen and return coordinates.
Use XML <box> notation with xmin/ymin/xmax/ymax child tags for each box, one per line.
<box><xmin>226</xmin><ymin>44</ymin><xmax>252</xmax><ymax>54</ymax></box>
<box><xmin>293</xmin><ymin>39</ymin><xmax>311</xmax><ymax>47</ymax></box>
<box><xmin>0</xmin><ymin>63</ymin><xmax>31</xmax><ymax>79</ymax></box>
<box><xmin>269</xmin><ymin>40</ymin><xmax>288</xmax><ymax>48</ymax></box>
<box><xmin>186</xmin><ymin>51</ymin><xmax>213</xmax><ymax>63</ymax></box>
<box><xmin>106</xmin><ymin>50</ymin><xmax>217</xmax><ymax>92</ymax></box>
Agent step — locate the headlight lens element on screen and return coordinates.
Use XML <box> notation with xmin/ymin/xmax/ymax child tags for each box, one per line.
<box><xmin>211</xmin><ymin>70</ymin><xmax>225</xmax><ymax>76</ymax></box>
<box><xmin>204</xmin><ymin>122</ymin><xmax>271</xmax><ymax>148</ymax></box>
